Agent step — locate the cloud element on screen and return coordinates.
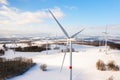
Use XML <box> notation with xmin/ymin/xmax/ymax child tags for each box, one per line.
<box><xmin>0</xmin><ymin>0</ymin><xmax>8</xmax><ymax>5</ymax></box>
<box><xmin>0</xmin><ymin>3</ymin><xmax>64</xmax><ymax>25</ymax></box>
<box><xmin>48</xmin><ymin>7</ymin><xmax>65</xmax><ymax>19</ymax></box>
<box><xmin>0</xmin><ymin>0</ymin><xmax>65</xmax><ymax>36</ymax></box>
<box><xmin>109</xmin><ymin>24</ymin><xmax>120</xmax><ymax>29</ymax></box>
<box><xmin>64</xmin><ymin>6</ymin><xmax>78</xmax><ymax>10</ymax></box>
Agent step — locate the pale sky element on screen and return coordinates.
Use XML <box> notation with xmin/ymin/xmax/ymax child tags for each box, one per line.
<box><xmin>0</xmin><ymin>0</ymin><xmax>120</xmax><ymax>37</ymax></box>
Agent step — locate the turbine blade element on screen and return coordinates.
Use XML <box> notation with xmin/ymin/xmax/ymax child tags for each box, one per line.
<box><xmin>71</xmin><ymin>28</ymin><xmax>85</xmax><ymax>38</ymax></box>
<box><xmin>60</xmin><ymin>42</ymin><xmax>68</xmax><ymax>72</ymax></box>
<box><xmin>49</xmin><ymin>10</ymin><xmax>69</xmax><ymax>38</ymax></box>
<box><xmin>60</xmin><ymin>51</ymin><xmax>66</xmax><ymax>72</ymax></box>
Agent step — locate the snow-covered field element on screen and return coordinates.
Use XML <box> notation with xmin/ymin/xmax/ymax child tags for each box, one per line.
<box><xmin>0</xmin><ymin>44</ymin><xmax>120</xmax><ymax>80</ymax></box>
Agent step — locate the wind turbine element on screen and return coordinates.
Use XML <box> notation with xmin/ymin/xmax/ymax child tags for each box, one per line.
<box><xmin>11</xmin><ymin>37</ymin><xmax>16</xmax><ymax>54</ymax></box>
<box><xmin>13</xmin><ymin>40</ymin><xmax>16</xmax><ymax>54</ymax></box>
<box><xmin>46</xmin><ymin>37</ymin><xmax>49</xmax><ymax>54</ymax></box>
<box><xmin>49</xmin><ymin>10</ymin><xmax>84</xmax><ymax>80</ymax></box>
<box><xmin>103</xmin><ymin>26</ymin><xmax>108</xmax><ymax>54</ymax></box>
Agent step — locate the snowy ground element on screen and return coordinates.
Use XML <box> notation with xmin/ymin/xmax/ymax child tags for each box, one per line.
<box><xmin>0</xmin><ymin>44</ymin><xmax>120</xmax><ymax>80</ymax></box>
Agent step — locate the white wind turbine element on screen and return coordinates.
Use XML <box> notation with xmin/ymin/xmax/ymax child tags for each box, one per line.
<box><xmin>11</xmin><ymin>36</ymin><xmax>16</xmax><ymax>54</ymax></box>
<box><xmin>46</xmin><ymin>37</ymin><xmax>49</xmax><ymax>54</ymax></box>
<box><xmin>13</xmin><ymin>39</ymin><xmax>16</xmax><ymax>54</ymax></box>
<box><xmin>103</xmin><ymin>26</ymin><xmax>108</xmax><ymax>54</ymax></box>
<box><xmin>49</xmin><ymin>10</ymin><xmax>84</xmax><ymax>80</ymax></box>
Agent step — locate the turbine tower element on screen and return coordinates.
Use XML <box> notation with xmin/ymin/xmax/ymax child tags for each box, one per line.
<box><xmin>49</xmin><ymin>10</ymin><xmax>84</xmax><ymax>80</ymax></box>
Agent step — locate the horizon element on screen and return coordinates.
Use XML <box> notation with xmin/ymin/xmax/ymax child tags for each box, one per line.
<box><xmin>0</xmin><ymin>0</ymin><xmax>120</xmax><ymax>37</ymax></box>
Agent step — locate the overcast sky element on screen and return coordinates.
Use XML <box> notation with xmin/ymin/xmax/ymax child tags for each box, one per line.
<box><xmin>0</xmin><ymin>0</ymin><xmax>120</xmax><ymax>37</ymax></box>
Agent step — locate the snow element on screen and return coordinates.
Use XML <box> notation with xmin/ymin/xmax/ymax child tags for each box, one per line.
<box><xmin>0</xmin><ymin>44</ymin><xmax>120</xmax><ymax>80</ymax></box>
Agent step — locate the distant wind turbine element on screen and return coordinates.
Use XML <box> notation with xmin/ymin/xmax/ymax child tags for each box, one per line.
<box><xmin>46</xmin><ymin>37</ymin><xmax>48</xmax><ymax>54</ymax></box>
<box><xmin>12</xmin><ymin>39</ymin><xmax>16</xmax><ymax>54</ymax></box>
<box><xmin>103</xmin><ymin>26</ymin><xmax>108</xmax><ymax>54</ymax></box>
<box><xmin>49</xmin><ymin>10</ymin><xmax>84</xmax><ymax>80</ymax></box>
